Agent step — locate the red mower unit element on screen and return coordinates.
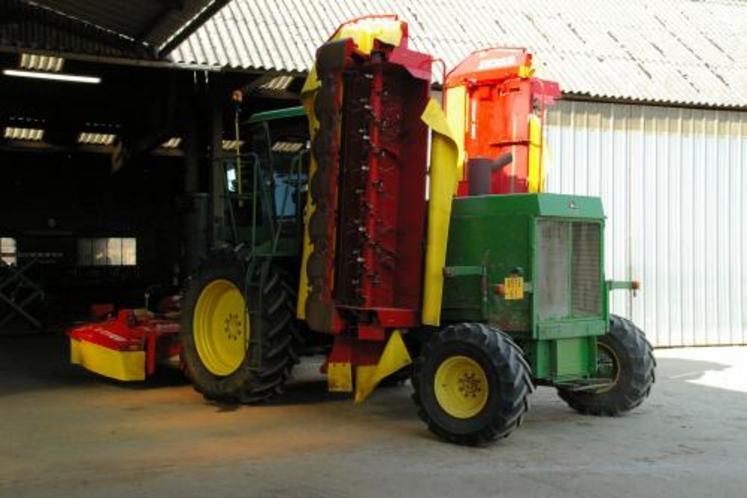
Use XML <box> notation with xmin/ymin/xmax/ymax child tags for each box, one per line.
<box><xmin>301</xmin><ymin>16</ymin><xmax>435</xmax><ymax>398</ymax></box>
<box><xmin>68</xmin><ymin>308</ymin><xmax>180</xmax><ymax>381</ymax></box>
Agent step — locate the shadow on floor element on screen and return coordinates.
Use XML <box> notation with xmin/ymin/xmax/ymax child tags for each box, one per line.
<box><xmin>0</xmin><ymin>331</ymin><xmax>190</xmax><ymax>398</ymax></box>
<box><xmin>1</xmin><ymin>331</ymin><xmax>744</xmax><ymax>419</ymax></box>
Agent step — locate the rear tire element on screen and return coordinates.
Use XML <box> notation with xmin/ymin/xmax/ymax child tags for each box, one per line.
<box><xmin>180</xmin><ymin>249</ymin><xmax>302</xmax><ymax>403</ymax></box>
<box><xmin>412</xmin><ymin>323</ymin><xmax>533</xmax><ymax>445</ymax></box>
<box><xmin>557</xmin><ymin>315</ymin><xmax>655</xmax><ymax>415</ymax></box>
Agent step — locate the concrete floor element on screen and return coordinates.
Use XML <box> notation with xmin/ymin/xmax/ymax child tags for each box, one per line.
<box><xmin>1</xmin><ymin>333</ymin><xmax>746</xmax><ymax>498</ymax></box>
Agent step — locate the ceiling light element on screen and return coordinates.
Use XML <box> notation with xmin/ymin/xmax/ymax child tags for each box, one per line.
<box><xmin>161</xmin><ymin>137</ymin><xmax>182</xmax><ymax>149</ymax></box>
<box><xmin>259</xmin><ymin>75</ymin><xmax>294</xmax><ymax>91</ymax></box>
<box><xmin>222</xmin><ymin>139</ymin><xmax>244</xmax><ymax>151</ymax></box>
<box><xmin>19</xmin><ymin>53</ymin><xmax>64</xmax><ymax>72</ymax></box>
<box><xmin>78</xmin><ymin>132</ymin><xmax>116</xmax><ymax>146</ymax></box>
<box><xmin>3</xmin><ymin>69</ymin><xmax>100</xmax><ymax>84</ymax></box>
<box><xmin>4</xmin><ymin>127</ymin><xmax>44</xmax><ymax>141</ymax></box>
<box><xmin>271</xmin><ymin>141</ymin><xmax>305</xmax><ymax>153</ymax></box>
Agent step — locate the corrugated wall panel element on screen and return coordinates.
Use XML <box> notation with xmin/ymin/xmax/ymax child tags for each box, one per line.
<box><xmin>544</xmin><ymin>100</ymin><xmax>747</xmax><ymax>347</ymax></box>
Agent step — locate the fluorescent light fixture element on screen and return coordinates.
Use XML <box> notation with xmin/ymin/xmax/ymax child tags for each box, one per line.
<box><xmin>222</xmin><ymin>139</ymin><xmax>244</xmax><ymax>151</ymax></box>
<box><xmin>161</xmin><ymin>137</ymin><xmax>182</xmax><ymax>149</ymax></box>
<box><xmin>259</xmin><ymin>75</ymin><xmax>294</xmax><ymax>91</ymax></box>
<box><xmin>19</xmin><ymin>53</ymin><xmax>64</xmax><ymax>72</ymax></box>
<box><xmin>3</xmin><ymin>69</ymin><xmax>100</xmax><ymax>84</ymax></box>
<box><xmin>271</xmin><ymin>141</ymin><xmax>305</xmax><ymax>153</ymax></box>
<box><xmin>78</xmin><ymin>132</ymin><xmax>116</xmax><ymax>146</ymax></box>
<box><xmin>4</xmin><ymin>127</ymin><xmax>44</xmax><ymax>141</ymax></box>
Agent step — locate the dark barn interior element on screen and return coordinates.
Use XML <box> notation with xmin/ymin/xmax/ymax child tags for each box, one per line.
<box><xmin>0</xmin><ymin>1</ymin><xmax>305</xmax><ymax>332</ymax></box>
<box><xmin>0</xmin><ymin>58</ymin><xmax>204</xmax><ymax>328</ymax></box>
<box><xmin>1</xmin><ymin>144</ymin><xmax>182</xmax><ymax>321</ymax></box>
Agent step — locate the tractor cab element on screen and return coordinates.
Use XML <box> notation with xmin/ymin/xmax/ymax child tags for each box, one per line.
<box><xmin>222</xmin><ymin>106</ymin><xmax>309</xmax><ymax>255</ymax></box>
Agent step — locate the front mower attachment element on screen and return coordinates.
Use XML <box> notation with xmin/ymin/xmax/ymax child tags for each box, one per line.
<box><xmin>68</xmin><ymin>309</ymin><xmax>180</xmax><ymax>381</ymax></box>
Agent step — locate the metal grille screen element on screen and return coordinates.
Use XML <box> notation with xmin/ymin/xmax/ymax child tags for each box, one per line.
<box><xmin>536</xmin><ymin>221</ymin><xmax>602</xmax><ymax>320</ymax></box>
<box><xmin>571</xmin><ymin>223</ymin><xmax>601</xmax><ymax>316</ymax></box>
<box><xmin>536</xmin><ymin>221</ymin><xmax>570</xmax><ymax>319</ymax></box>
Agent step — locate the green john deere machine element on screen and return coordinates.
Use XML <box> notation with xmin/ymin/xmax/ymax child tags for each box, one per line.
<box><xmin>177</xmin><ymin>16</ymin><xmax>655</xmax><ymax>445</ymax></box>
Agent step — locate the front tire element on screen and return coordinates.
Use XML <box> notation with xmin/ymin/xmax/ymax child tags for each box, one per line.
<box><xmin>180</xmin><ymin>250</ymin><xmax>302</xmax><ymax>403</ymax></box>
<box><xmin>412</xmin><ymin>323</ymin><xmax>533</xmax><ymax>445</ymax></box>
<box><xmin>557</xmin><ymin>315</ymin><xmax>655</xmax><ymax>415</ymax></box>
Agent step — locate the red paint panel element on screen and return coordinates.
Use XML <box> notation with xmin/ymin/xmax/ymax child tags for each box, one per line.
<box><xmin>357</xmin><ymin>324</ymin><xmax>387</xmax><ymax>341</ymax></box>
<box><xmin>328</xmin><ymin>335</ymin><xmax>383</xmax><ymax>366</ymax></box>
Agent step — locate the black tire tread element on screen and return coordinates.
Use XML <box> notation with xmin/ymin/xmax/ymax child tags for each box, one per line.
<box><xmin>557</xmin><ymin>314</ymin><xmax>656</xmax><ymax>416</ymax></box>
<box><xmin>180</xmin><ymin>249</ymin><xmax>304</xmax><ymax>404</ymax></box>
<box><xmin>412</xmin><ymin>322</ymin><xmax>534</xmax><ymax>445</ymax></box>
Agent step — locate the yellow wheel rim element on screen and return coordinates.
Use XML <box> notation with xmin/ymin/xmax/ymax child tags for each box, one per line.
<box><xmin>434</xmin><ymin>355</ymin><xmax>489</xmax><ymax>419</ymax></box>
<box><xmin>193</xmin><ymin>279</ymin><xmax>249</xmax><ymax>376</ymax></box>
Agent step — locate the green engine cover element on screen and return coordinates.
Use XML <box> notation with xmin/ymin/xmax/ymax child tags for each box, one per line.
<box><xmin>442</xmin><ymin>193</ymin><xmax>608</xmax><ymax>383</ymax></box>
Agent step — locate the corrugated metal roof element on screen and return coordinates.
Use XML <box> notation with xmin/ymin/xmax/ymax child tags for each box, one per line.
<box><xmin>170</xmin><ymin>0</ymin><xmax>747</xmax><ymax>108</ymax></box>
<box><xmin>0</xmin><ymin>0</ymin><xmax>156</xmax><ymax>59</ymax></box>
<box><xmin>26</xmin><ymin>0</ymin><xmax>229</xmax><ymax>50</ymax></box>
<box><xmin>0</xmin><ymin>0</ymin><xmax>228</xmax><ymax>57</ymax></box>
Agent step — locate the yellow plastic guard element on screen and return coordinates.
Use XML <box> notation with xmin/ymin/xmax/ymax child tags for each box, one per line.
<box><xmin>518</xmin><ymin>65</ymin><xmax>535</xmax><ymax>78</ymax></box>
<box><xmin>354</xmin><ymin>330</ymin><xmax>412</xmax><ymax>402</ymax></box>
<box><xmin>445</xmin><ymin>86</ymin><xmax>467</xmax><ymax>185</ymax></box>
<box><xmin>327</xmin><ymin>361</ymin><xmax>353</xmax><ymax>392</ymax></box>
<box><xmin>336</xmin><ymin>17</ymin><xmax>402</xmax><ymax>55</ymax></box>
<box><xmin>527</xmin><ymin>113</ymin><xmax>544</xmax><ymax>193</ymax></box>
<box><xmin>297</xmin><ymin>17</ymin><xmax>406</xmax><ymax>320</ymax></box>
<box><xmin>421</xmin><ymin>99</ymin><xmax>460</xmax><ymax>326</ymax></box>
<box><xmin>296</xmin><ymin>88</ymin><xmax>319</xmax><ymax>319</ymax></box>
<box><xmin>70</xmin><ymin>338</ymin><xmax>145</xmax><ymax>381</ymax></box>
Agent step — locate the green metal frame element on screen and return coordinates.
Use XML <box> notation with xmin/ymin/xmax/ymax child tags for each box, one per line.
<box><xmin>246</xmin><ymin>106</ymin><xmax>306</xmax><ymax>124</ymax></box>
<box><xmin>225</xmin><ymin>106</ymin><xmax>308</xmax><ymax>254</ymax></box>
<box><xmin>607</xmin><ymin>280</ymin><xmax>637</xmax><ymax>290</ymax></box>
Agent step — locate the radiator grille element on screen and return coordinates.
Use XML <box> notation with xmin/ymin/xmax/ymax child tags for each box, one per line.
<box><xmin>571</xmin><ymin>223</ymin><xmax>602</xmax><ymax>316</ymax></box>
<box><xmin>536</xmin><ymin>221</ymin><xmax>570</xmax><ymax>319</ymax></box>
<box><xmin>536</xmin><ymin>220</ymin><xmax>601</xmax><ymax>320</ymax></box>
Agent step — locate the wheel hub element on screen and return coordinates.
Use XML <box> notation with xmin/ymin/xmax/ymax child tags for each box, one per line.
<box><xmin>434</xmin><ymin>355</ymin><xmax>489</xmax><ymax>419</ymax></box>
<box><xmin>458</xmin><ymin>372</ymin><xmax>482</xmax><ymax>398</ymax></box>
<box><xmin>224</xmin><ymin>313</ymin><xmax>243</xmax><ymax>341</ymax></box>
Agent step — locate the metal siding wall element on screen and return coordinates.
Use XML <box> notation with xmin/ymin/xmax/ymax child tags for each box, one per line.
<box><xmin>544</xmin><ymin>100</ymin><xmax>747</xmax><ymax>347</ymax></box>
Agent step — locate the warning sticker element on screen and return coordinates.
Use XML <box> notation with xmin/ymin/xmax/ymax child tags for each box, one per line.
<box><xmin>504</xmin><ymin>276</ymin><xmax>524</xmax><ymax>300</ymax></box>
